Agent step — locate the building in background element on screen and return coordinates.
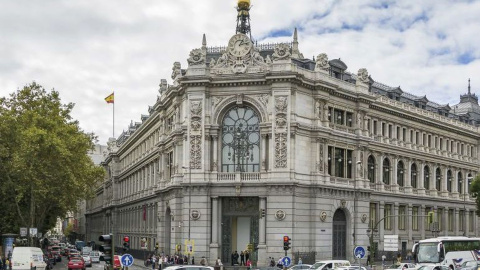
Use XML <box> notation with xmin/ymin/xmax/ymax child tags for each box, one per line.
<box><xmin>86</xmin><ymin>0</ymin><xmax>480</xmax><ymax>265</ymax></box>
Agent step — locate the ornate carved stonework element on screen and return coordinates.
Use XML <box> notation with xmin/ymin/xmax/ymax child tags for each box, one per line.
<box><xmin>187</xmin><ymin>48</ymin><xmax>206</xmax><ymax>66</ymax></box>
<box><xmin>190</xmin><ymin>101</ymin><xmax>203</xmax><ymax>169</ymax></box>
<box><xmin>256</xmin><ymin>94</ymin><xmax>269</xmax><ymax>107</ymax></box>
<box><xmin>211</xmin><ymin>34</ymin><xmax>267</xmax><ymax>74</ymax></box>
<box><xmin>274</xmin><ymin>96</ymin><xmax>288</xmax><ymax>168</ymax></box>
<box><xmin>275</xmin><ymin>210</ymin><xmax>286</xmax><ymax>221</ymax></box>
<box><xmin>319</xmin><ymin>143</ymin><xmax>324</xmax><ymax>172</ymax></box>
<box><xmin>171</xmin><ymin>62</ymin><xmax>182</xmax><ymax>80</ymax></box>
<box><xmin>357</xmin><ymin>68</ymin><xmax>369</xmax><ymax>84</ymax></box>
<box><xmin>212</xmin><ymin>96</ymin><xmax>225</xmax><ymax>110</ymax></box>
<box><xmin>272</xmin><ymin>43</ymin><xmax>291</xmax><ymax>61</ymax></box>
<box><xmin>275</xmin><ymin>133</ymin><xmax>287</xmax><ymax>168</ymax></box>
<box><xmin>315</xmin><ymin>53</ymin><xmax>330</xmax><ymax>71</ymax></box>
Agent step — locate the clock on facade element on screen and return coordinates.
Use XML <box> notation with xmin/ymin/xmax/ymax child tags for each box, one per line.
<box><xmin>228</xmin><ymin>34</ymin><xmax>252</xmax><ymax>57</ymax></box>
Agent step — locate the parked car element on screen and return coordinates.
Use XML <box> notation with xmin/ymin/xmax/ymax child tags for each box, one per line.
<box><xmin>82</xmin><ymin>254</ymin><xmax>92</xmax><ymax>267</ymax></box>
<box><xmin>288</xmin><ymin>265</ymin><xmax>312</xmax><ymax>270</ymax></box>
<box><xmin>68</xmin><ymin>257</ymin><xmax>86</xmax><ymax>270</ymax></box>
<box><xmin>310</xmin><ymin>260</ymin><xmax>351</xmax><ymax>270</ymax></box>
<box><xmin>163</xmin><ymin>266</ymin><xmax>214</xmax><ymax>270</ymax></box>
<box><xmin>416</xmin><ymin>265</ymin><xmax>450</xmax><ymax>270</ymax></box>
<box><xmin>384</xmin><ymin>263</ymin><xmax>416</xmax><ymax>270</ymax></box>
<box><xmin>458</xmin><ymin>261</ymin><xmax>480</xmax><ymax>270</ymax></box>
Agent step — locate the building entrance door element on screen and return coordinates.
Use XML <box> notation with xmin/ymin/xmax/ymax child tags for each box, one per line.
<box><xmin>221</xmin><ymin>197</ymin><xmax>259</xmax><ymax>265</ymax></box>
<box><xmin>332</xmin><ymin>209</ymin><xmax>347</xmax><ymax>259</ymax></box>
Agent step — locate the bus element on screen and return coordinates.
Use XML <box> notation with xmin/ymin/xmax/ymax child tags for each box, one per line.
<box><xmin>413</xmin><ymin>237</ymin><xmax>480</xmax><ymax>269</ymax></box>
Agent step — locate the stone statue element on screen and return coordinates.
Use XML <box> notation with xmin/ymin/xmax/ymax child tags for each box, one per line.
<box><xmin>315</xmin><ymin>53</ymin><xmax>330</xmax><ymax>71</ymax></box>
<box><xmin>357</xmin><ymin>68</ymin><xmax>369</xmax><ymax>84</ymax></box>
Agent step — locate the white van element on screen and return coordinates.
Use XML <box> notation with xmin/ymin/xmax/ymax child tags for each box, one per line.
<box><xmin>311</xmin><ymin>260</ymin><xmax>351</xmax><ymax>270</ymax></box>
<box><xmin>11</xmin><ymin>247</ymin><xmax>47</xmax><ymax>270</ymax></box>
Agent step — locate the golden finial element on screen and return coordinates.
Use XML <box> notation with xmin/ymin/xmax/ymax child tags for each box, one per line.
<box><xmin>238</xmin><ymin>0</ymin><xmax>250</xmax><ymax>9</ymax></box>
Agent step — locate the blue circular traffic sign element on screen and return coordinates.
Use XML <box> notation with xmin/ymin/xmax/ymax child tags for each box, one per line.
<box><xmin>354</xmin><ymin>246</ymin><xmax>366</xmax><ymax>259</ymax></box>
<box><xmin>282</xmin><ymin>256</ymin><xmax>292</xmax><ymax>267</ymax></box>
<box><xmin>121</xmin><ymin>254</ymin><xmax>134</xmax><ymax>267</ymax></box>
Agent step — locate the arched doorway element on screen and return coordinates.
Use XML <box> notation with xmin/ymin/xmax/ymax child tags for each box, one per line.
<box><xmin>165</xmin><ymin>207</ymin><xmax>172</xmax><ymax>255</ymax></box>
<box><xmin>332</xmin><ymin>209</ymin><xmax>347</xmax><ymax>259</ymax></box>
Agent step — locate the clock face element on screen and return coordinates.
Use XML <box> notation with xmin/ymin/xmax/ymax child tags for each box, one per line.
<box><xmin>228</xmin><ymin>34</ymin><xmax>252</xmax><ymax>57</ymax></box>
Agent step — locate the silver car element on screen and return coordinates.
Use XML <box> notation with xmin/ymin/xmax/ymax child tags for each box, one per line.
<box><xmin>89</xmin><ymin>251</ymin><xmax>100</xmax><ymax>263</ymax></box>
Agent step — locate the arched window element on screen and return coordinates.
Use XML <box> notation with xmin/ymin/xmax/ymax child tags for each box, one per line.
<box><xmin>447</xmin><ymin>170</ymin><xmax>452</xmax><ymax>192</ymax></box>
<box><xmin>383</xmin><ymin>158</ymin><xmax>391</xmax><ymax>185</ymax></box>
<box><xmin>424</xmin><ymin>166</ymin><xmax>430</xmax><ymax>190</ymax></box>
<box><xmin>411</xmin><ymin>163</ymin><xmax>418</xmax><ymax>188</ymax></box>
<box><xmin>368</xmin><ymin>155</ymin><xmax>376</xmax><ymax>183</ymax></box>
<box><xmin>221</xmin><ymin>106</ymin><xmax>260</xmax><ymax>172</ymax></box>
<box><xmin>458</xmin><ymin>172</ymin><xmax>463</xmax><ymax>194</ymax></box>
<box><xmin>397</xmin><ymin>161</ymin><xmax>405</xmax><ymax>187</ymax></box>
<box><xmin>435</xmin><ymin>168</ymin><xmax>442</xmax><ymax>191</ymax></box>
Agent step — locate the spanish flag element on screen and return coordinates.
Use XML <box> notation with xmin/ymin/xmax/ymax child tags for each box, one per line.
<box><xmin>105</xmin><ymin>92</ymin><xmax>114</xmax><ymax>104</ymax></box>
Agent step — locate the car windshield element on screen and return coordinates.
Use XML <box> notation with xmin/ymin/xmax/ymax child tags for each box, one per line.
<box><xmin>312</xmin><ymin>263</ymin><xmax>326</xmax><ymax>269</ymax></box>
<box><xmin>417</xmin><ymin>243</ymin><xmax>440</xmax><ymax>263</ymax></box>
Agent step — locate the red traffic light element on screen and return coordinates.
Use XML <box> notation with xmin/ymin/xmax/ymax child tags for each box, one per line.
<box><xmin>283</xmin><ymin>236</ymin><xmax>290</xmax><ymax>242</ymax></box>
<box><xmin>123</xmin><ymin>236</ymin><xmax>130</xmax><ymax>242</ymax></box>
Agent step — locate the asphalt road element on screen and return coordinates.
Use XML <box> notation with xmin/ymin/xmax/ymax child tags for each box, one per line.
<box><xmin>53</xmin><ymin>256</ymin><xmax>147</xmax><ymax>270</ymax></box>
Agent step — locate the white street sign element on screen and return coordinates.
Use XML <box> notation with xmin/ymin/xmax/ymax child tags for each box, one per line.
<box><xmin>29</xmin><ymin>228</ymin><xmax>38</xmax><ymax>237</ymax></box>
<box><xmin>384</xmin><ymin>235</ymin><xmax>399</xmax><ymax>251</ymax></box>
<box><xmin>20</xmin><ymin>228</ymin><xmax>27</xmax><ymax>237</ymax></box>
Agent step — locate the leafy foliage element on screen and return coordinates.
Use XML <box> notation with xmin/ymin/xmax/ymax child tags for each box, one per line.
<box><xmin>470</xmin><ymin>174</ymin><xmax>480</xmax><ymax>217</ymax></box>
<box><xmin>0</xmin><ymin>82</ymin><xmax>105</xmax><ymax>235</ymax></box>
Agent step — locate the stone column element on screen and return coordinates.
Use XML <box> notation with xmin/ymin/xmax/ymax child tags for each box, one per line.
<box><xmin>405</xmin><ymin>160</ymin><xmax>412</xmax><ymax>193</ymax></box>
<box><xmin>205</xmin><ymin>135</ymin><xmax>211</xmax><ymax>171</ymax></box>
<box><xmin>391</xmin><ymin>157</ymin><xmax>398</xmax><ymax>191</ymax></box>
<box><xmin>417</xmin><ymin>162</ymin><xmax>425</xmax><ymax>195</ymax></box>
<box><xmin>393</xmin><ymin>203</ymin><xmax>399</xmax><ymax>235</ymax></box>
<box><xmin>210</xmin><ymin>197</ymin><xmax>220</xmax><ymax>260</ymax></box>
<box><xmin>455</xmin><ymin>208</ymin><xmax>460</xmax><ymax>236</ymax></box>
<box><xmin>212</xmin><ymin>136</ymin><xmax>218</xmax><ymax>172</ymax></box>
<box><xmin>420</xmin><ymin>205</ymin><xmax>426</xmax><ymax>240</ymax></box>
<box><xmin>379</xmin><ymin>202</ymin><xmax>385</xmax><ymax>250</ymax></box>
<box><xmin>258</xmin><ymin>197</ymin><xmax>267</xmax><ymax>266</ymax></box>
<box><xmin>407</xmin><ymin>204</ymin><xmax>413</xmax><ymax>241</ymax></box>
<box><xmin>442</xmin><ymin>166</ymin><xmax>449</xmax><ymax>197</ymax></box>
<box><xmin>466</xmin><ymin>210</ymin><xmax>470</xmax><ymax>236</ymax></box>
<box><xmin>377</xmin><ymin>155</ymin><xmax>384</xmax><ymax>191</ymax></box>
<box><xmin>261</xmin><ymin>134</ymin><xmax>267</xmax><ymax>171</ymax></box>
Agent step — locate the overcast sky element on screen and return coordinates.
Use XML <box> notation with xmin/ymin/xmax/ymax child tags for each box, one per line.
<box><xmin>1</xmin><ymin>0</ymin><xmax>480</xmax><ymax>145</ymax></box>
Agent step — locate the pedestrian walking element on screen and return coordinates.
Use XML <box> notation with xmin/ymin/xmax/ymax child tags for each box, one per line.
<box><xmin>240</xmin><ymin>251</ymin><xmax>245</xmax><ymax>266</ymax></box>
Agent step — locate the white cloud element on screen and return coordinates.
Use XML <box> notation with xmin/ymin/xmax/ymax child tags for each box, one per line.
<box><xmin>1</xmin><ymin>0</ymin><xmax>480</xmax><ymax>145</ymax></box>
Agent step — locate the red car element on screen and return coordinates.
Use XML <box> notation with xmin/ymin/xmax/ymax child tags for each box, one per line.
<box><xmin>103</xmin><ymin>255</ymin><xmax>121</xmax><ymax>270</ymax></box>
<box><xmin>68</xmin><ymin>257</ymin><xmax>85</xmax><ymax>270</ymax></box>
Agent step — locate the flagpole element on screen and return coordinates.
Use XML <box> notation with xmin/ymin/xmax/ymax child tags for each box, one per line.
<box><xmin>113</xmin><ymin>91</ymin><xmax>115</xmax><ymax>138</ymax></box>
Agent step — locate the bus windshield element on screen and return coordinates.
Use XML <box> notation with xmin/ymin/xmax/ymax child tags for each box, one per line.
<box><xmin>417</xmin><ymin>243</ymin><xmax>440</xmax><ymax>263</ymax></box>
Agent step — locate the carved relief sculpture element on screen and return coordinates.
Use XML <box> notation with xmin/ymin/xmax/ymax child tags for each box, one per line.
<box><xmin>187</xmin><ymin>48</ymin><xmax>206</xmax><ymax>66</ymax></box>
<box><xmin>274</xmin><ymin>96</ymin><xmax>288</xmax><ymax>168</ymax></box>
<box><xmin>190</xmin><ymin>101</ymin><xmax>203</xmax><ymax>169</ymax></box>
<box><xmin>272</xmin><ymin>43</ymin><xmax>291</xmax><ymax>61</ymax></box>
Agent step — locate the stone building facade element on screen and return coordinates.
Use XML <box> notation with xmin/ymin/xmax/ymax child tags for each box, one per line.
<box><xmin>85</xmin><ymin>28</ymin><xmax>480</xmax><ymax>265</ymax></box>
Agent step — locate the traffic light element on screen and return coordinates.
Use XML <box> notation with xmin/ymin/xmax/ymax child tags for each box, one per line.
<box><xmin>427</xmin><ymin>211</ymin><xmax>435</xmax><ymax>224</ymax></box>
<box><xmin>123</xmin><ymin>235</ymin><xmax>130</xmax><ymax>252</ymax></box>
<box><xmin>155</xmin><ymin>242</ymin><xmax>159</xmax><ymax>250</ymax></box>
<box><xmin>99</xmin><ymin>234</ymin><xmax>113</xmax><ymax>266</ymax></box>
<box><xmin>283</xmin><ymin>236</ymin><xmax>291</xmax><ymax>251</ymax></box>
<box><xmin>260</xmin><ymin>209</ymin><xmax>266</xmax><ymax>218</ymax></box>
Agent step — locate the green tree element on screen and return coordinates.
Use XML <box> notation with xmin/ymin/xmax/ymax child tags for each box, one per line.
<box><xmin>0</xmin><ymin>82</ymin><xmax>105</xmax><ymax>236</ymax></box>
<box><xmin>470</xmin><ymin>174</ymin><xmax>480</xmax><ymax>217</ymax></box>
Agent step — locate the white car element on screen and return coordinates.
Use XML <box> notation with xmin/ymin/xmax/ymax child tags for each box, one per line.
<box><xmin>89</xmin><ymin>251</ymin><xmax>100</xmax><ymax>263</ymax></box>
<box><xmin>163</xmin><ymin>266</ymin><xmax>214</xmax><ymax>270</ymax></box>
<box><xmin>384</xmin><ymin>263</ymin><xmax>416</xmax><ymax>270</ymax></box>
<box><xmin>82</xmin><ymin>254</ymin><xmax>92</xmax><ymax>267</ymax></box>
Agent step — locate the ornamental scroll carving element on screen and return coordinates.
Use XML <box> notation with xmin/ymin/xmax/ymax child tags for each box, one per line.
<box><xmin>187</xmin><ymin>48</ymin><xmax>206</xmax><ymax>66</ymax></box>
<box><xmin>357</xmin><ymin>68</ymin><xmax>369</xmax><ymax>84</ymax></box>
<box><xmin>274</xmin><ymin>96</ymin><xmax>288</xmax><ymax>168</ymax></box>
<box><xmin>272</xmin><ymin>43</ymin><xmax>291</xmax><ymax>61</ymax></box>
<box><xmin>190</xmin><ymin>101</ymin><xmax>202</xmax><ymax>169</ymax></box>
